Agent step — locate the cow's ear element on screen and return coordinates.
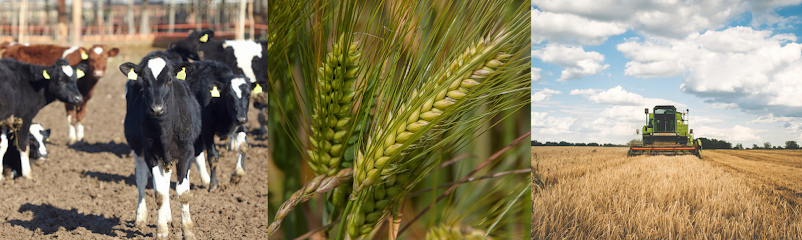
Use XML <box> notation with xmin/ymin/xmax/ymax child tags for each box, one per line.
<box><xmin>75</xmin><ymin>63</ymin><xmax>89</xmax><ymax>79</ymax></box>
<box><xmin>119</xmin><ymin>62</ymin><xmax>140</xmax><ymax>80</ymax></box>
<box><xmin>80</xmin><ymin>49</ymin><xmax>89</xmax><ymax>60</ymax></box>
<box><xmin>173</xmin><ymin>62</ymin><xmax>193</xmax><ymax>79</ymax></box>
<box><xmin>108</xmin><ymin>48</ymin><xmax>120</xmax><ymax>57</ymax></box>
<box><xmin>199</xmin><ymin>30</ymin><xmax>215</xmax><ymax>43</ymax></box>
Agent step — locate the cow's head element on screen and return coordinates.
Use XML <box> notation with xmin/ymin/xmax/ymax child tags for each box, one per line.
<box><xmin>84</xmin><ymin>45</ymin><xmax>119</xmax><ymax>78</ymax></box>
<box><xmin>120</xmin><ymin>56</ymin><xmax>193</xmax><ymax>117</ymax></box>
<box><xmin>28</xmin><ymin>123</ymin><xmax>50</xmax><ymax>160</ymax></box>
<box><xmin>39</xmin><ymin>59</ymin><xmax>84</xmax><ymax>105</ymax></box>
<box><xmin>169</xmin><ymin>30</ymin><xmax>215</xmax><ymax>61</ymax></box>
<box><xmin>217</xmin><ymin>74</ymin><xmax>251</xmax><ymax>125</ymax></box>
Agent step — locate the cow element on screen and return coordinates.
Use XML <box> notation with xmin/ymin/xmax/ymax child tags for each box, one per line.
<box><xmin>168</xmin><ymin>30</ymin><xmax>269</xmax><ymax>137</ymax></box>
<box><xmin>121</xmin><ymin>55</ymin><xmax>200</xmax><ymax>239</ymax></box>
<box><xmin>0</xmin><ymin>59</ymin><xmax>84</xmax><ymax>181</ymax></box>
<box><xmin>1</xmin><ymin>43</ymin><xmax>120</xmax><ymax>144</ymax></box>
<box><xmin>3</xmin><ymin>123</ymin><xmax>50</xmax><ymax>179</ymax></box>
<box><xmin>179</xmin><ymin>60</ymin><xmax>251</xmax><ymax>191</ymax></box>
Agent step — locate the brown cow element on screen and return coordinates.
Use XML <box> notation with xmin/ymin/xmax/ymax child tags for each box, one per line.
<box><xmin>1</xmin><ymin>43</ymin><xmax>119</xmax><ymax>144</ymax></box>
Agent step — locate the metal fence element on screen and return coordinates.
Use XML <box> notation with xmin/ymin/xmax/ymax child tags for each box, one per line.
<box><xmin>0</xmin><ymin>0</ymin><xmax>268</xmax><ymax>44</ymax></box>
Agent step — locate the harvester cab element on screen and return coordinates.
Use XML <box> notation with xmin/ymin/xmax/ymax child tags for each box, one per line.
<box><xmin>628</xmin><ymin>105</ymin><xmax>702</xmax><ymax>158</ymax></box>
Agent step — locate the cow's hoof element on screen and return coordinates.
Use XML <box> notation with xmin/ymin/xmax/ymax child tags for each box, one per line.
<box><xmin>208</xmin><ymin>184</ymin><xmax>219</xmax><ymax>192</ymax></box>
<box><xmin>183</xmin><ymin>231</ymin><xmax>197</xmax><ymax>240</ymax></box>
<box><xmin>135</xmin><ymin>221</ymin><xmax>146</xmax><ymax>229</ymax></box>
<box><xmin>230</xmin><ymin>175</ymin><xmax>242</xmax><ymax>185</ymax></box>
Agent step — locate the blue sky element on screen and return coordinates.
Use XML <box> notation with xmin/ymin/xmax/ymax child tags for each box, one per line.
<box><xmin>531</xmin><ymin>0</ymin><xmax>802</xmax><ymax>147</ymax></box>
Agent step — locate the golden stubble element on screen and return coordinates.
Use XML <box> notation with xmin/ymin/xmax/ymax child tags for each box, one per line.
<box><xmin>531</xmin><ymin>147</ymin><xmax>802</xmax><ymax>240</ymax></box>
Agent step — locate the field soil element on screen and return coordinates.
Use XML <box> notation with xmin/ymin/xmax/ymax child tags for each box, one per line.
<box><xmin>0</xmin><ymin>48</ymin><xmax>270</xmax><ymax>239</ymax></box>
<box><xmin>531</xmin><ymin>147</ymin><xmax>802</xmax><ymax>240</ymax></box>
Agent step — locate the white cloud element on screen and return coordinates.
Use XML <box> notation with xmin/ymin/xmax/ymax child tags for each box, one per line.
<box><xmin>531</xmin><ymin>88</ymin><xmax>561</xmax><ymax>103</ymax></box>
<box><xmin>569</xmin><ymin>88</ymin><xmax>596</xmax><ymax>96</ymax></box>
<box><xmin>748</xmin><ymin>113</ymin><xmax>799</xmax><ymax>123</ymax></box>
<box><xmin>691</xmin><ymin>117</ymin><xmax>725</xmax><ymax>125</ymax></box>
<box><xmin>532</xmin><ymin>44</ymin><xmax>609</xmax><ymax>81</ymax></box>
<box><xmin>532</xmin><ymin>0</ymin><xmax>794</xmax><ymax>39</ymax></box>
<box><xmin>531</xmin><ymin>112</ymin><xmax>576</xmax><ymax>135</ymax></box>
<box><xmin>587</xmin><ymin>86</ymin><xmax>643</xmax><ymax>105</ymax></box>
<box><xmin>695</xmin><ymin>125</ymin><xmax>763</xmax><ymax>141</ymax></box>
<box><xmin>618</xmin><ymin>27</ymin><xmax>802</xmax><ymax>116</ymax></box>
<box><xmin>532</xmin><ymin>67</ymin><xmax>542</xmax><ymax>82</ymax></box>
<box><xmin>531</xmin><ymin>9</ymin><xmax>627</xmax><ymax>45</ymax></box>
<box><xmin>708</xmin><ymin>102</ymin><xmax>739</xmax><ymax>110</ymax></box>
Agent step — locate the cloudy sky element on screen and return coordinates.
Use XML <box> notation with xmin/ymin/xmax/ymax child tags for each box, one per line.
<box><xmin>531</xmin><ymin>0</ymin><xmax>802</xmax><ymax>147</ymax></box>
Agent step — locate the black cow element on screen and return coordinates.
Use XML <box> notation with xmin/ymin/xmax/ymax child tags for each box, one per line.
<box><xmin>0</xmin><ymin>59</ymin><xmax>83</xmax><ymax>181</ymax></box>
<box><xmin>182</xmin><ymin>60</ymin><xmax>251</xmax><ymax>191</ymax></box>
<box><xmin>3</xmin><ymin>123</ymin><xmax>50</xmax><ymax>178</ymax></box>
<box><xmin>169</xmin><ymin>30</ymin><xmax>268</xmax><ymax>135</ymax></box>
<box><xmin>121</xmin><ymin>55</ymin><xmax>200</xmax><ymax>239</ymax></box>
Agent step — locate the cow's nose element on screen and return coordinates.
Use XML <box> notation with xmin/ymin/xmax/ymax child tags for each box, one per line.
<box><xmin>237</xmin><ymin>117</ymin><xmax>248</xmax><ymax>124</ymax></box>
<box><xmin>151</xmin><ymin>105</ymin><xmax>164</xmax><ymax>115</ymax></box>
<box><xmin>94</xmin><ymin>70</ymin><xmax>104</xmax><ymax>78</ymax></box>
<box><xmin>73</xmin><ymin>96</ymin><xmax>83</xmax><ymax>103</ymax></box>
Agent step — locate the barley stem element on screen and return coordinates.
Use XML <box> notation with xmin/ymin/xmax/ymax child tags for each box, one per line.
<box><xmin>267</xmin><ymin>168</ymin><xmax>353</xmax><ymax>237</ymax></box>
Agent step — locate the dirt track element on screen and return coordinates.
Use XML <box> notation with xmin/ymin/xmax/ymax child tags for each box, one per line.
<box><xmin>0</xmin><ymin>48</ymin><xmax>270</xmax><ymax>239</ymax></box>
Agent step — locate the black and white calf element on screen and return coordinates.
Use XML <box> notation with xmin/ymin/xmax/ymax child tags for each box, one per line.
<box><xmin>0</xmin><ymin>59</ymin><xmax>83</xmax><ymax>180</ymax></box>
<box><xmin>3</xmin><ymin>123</ymin><xmax>50</xmax><ymax>178</ymax></box>
<box><xmin>183</xmin><ymin>60</ymin><xmax>251</xmax><ymax>191</ymax></box>
<box><xmin>121</xmin><ymin>55</ymin><xmax>200</xmax><ymax>239</ymax></box>
<box><xmin>169</xmin><ymin>30</ymin><xmax>269</xmax><ymax>136</ymax></box>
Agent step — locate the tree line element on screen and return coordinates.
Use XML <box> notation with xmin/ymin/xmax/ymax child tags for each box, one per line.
<box><xmin>530</xmin><ymin>140</ymin><xmax>627</xmax><ymax>147</ymax></box>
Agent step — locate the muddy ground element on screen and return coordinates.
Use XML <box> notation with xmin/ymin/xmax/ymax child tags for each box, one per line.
<box><xmin>0</xmin><ymin>48</ymin><xmax>270</xmax><ymax>239</ymax></box>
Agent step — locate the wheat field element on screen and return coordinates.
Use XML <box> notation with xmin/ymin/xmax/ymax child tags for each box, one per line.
<box><xmin>531</xmin><ymin>147</ymin><xmax>802</xmax><ymax>240</ymax></box>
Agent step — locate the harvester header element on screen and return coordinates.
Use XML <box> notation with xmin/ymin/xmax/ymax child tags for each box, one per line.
<box><xmin>628</xmin><ymin>105</ymin><xmax>702</xmax><ymax>158</ymax></box>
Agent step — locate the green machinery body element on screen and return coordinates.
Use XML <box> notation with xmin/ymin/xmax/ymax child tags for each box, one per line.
<box><xmin>628</xmin><ymin>105</ymin><xmax>702</xmax><ymax>158</ymax></box>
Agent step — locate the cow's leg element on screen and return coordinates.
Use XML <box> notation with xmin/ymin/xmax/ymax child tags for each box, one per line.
<box><xmin>0</xmin><ymin>128</ymin><xmax>7</xmax><ymax>181</ymax></box>
<box><xmin>193</xmin><ymin>139</ymin><xmax>210</xmax><ymax>187</ymax></box>
<box><xmin>176</xmin><ymin>154</ymin><xmax>196</xmax><ymax>240</ymax></box>
<box><xmin>75</xmin><ymin>91</ymin><xmax>92</xmax><ymax>142</ymax></box>
<box><xmin>152</xmin><ymin>162</ymin><xmax>172</xmax><ymax>239</ymax></box>
<box><xmin>19</xmin><ymin>145</ymin><xmax>32</xmax><ymax>179</ymax></box>
<box><xmin>133</xmin><ymin>151</ymin><xmax>149</xmax><ymax>229</ymax></box>
<box><xmin>207</xmin><ymin>138</ymin><xmax>220</xmax><ymax>192</ymax></box>
<box><xmin>66</xmin><ymin>115</ymin><xmax>77</xmax><ymax>144</ymax></box>
<box><xmin>231</xmin><ymin>130</ymin><xmax>247</xmax><ymax>185</ymax></box>
<box><xmin>258</xmin><ymin>107</ymin><xmax>268</xmax><ymax>136</ymax></box>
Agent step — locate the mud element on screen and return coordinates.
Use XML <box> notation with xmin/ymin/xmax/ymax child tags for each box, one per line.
<box><xmin>0</xmin><ymin>49</ymin><xmax>270</xmax><ymax>239</ymax></box>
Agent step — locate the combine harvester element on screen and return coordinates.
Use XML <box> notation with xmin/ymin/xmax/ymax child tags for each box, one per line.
<box><xmin>628</xmin><ymin>105</ymin><xmax>702</xmax><ymax>158</ymax></box>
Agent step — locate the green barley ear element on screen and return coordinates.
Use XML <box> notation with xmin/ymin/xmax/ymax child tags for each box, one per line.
<box><xmin>353</xmin><ymin>34</ymin><xmax>510</xmax><ymax>193</ymax></box>
<box><xmin>346</xmin><ymin>31</ymin><xmax>522</xmax><ymax>239</ymax></box>
<box><xmin>308</xmin><ymin>34</ymin><xmax>361</xmax><ymax>176</ymax></box>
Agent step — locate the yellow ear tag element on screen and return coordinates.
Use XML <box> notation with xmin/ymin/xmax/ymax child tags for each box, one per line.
<box><xmin>211</xmin><ymin>86</ymin><xmax>220</xmax><ymax>97</ymax></box>
<box><xmin>76</xmin><ymin>69</ymin><xmax>85</xmax><ymax>79</ymax></box>
<box><xmin>253</xmin><ymin>84</ymin><xmax>263</xmax><ymax>94</ymax></box>
<box><xmin>127</xmin><ymin>69</ymin><xmax>137</xmax><ymax>80</ymax></box>
<box><xmin>200</xmin><ymin>34</ymin><xmax>209</xmax><ymax>43</ymax></box>
<box><xmin>176</xmin><ymin>67</ymin><xmax>187</xmax><ymax>80</ymax></box>
<box><xmin>43</xmin><ymin>70</ymin><xmax>50</xmax><ymax>79</ymax></box>
<box><xmin>45</xmin><ymin>138</ymin><xmax>50</xmax><ymax>142</ymax></box>
<box><xmin>80</xmin><ymin>50</ymin><xmax>89</xmax><ymax>60</ymax></box>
